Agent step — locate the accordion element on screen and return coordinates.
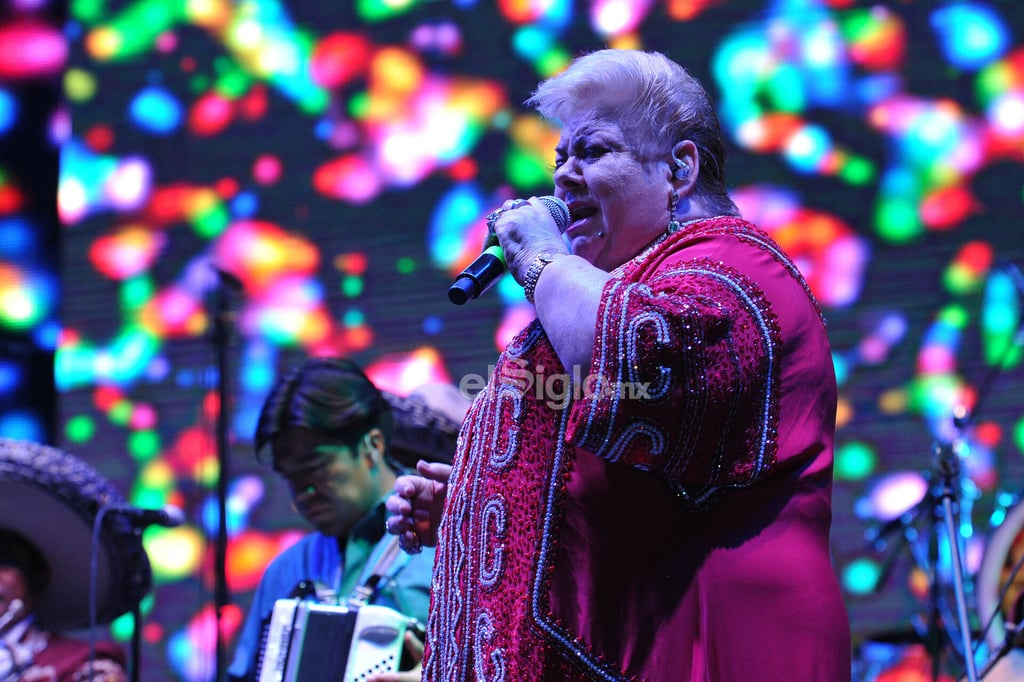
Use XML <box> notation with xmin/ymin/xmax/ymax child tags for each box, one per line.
<box><xmin>256</xmin><ymin>598</ymin><xmax>412</xmax><ymax>682</ymax></box>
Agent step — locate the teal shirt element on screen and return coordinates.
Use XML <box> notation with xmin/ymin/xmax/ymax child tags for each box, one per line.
<box><xmin>227</xmin><ymin>500</ymin><xmax>434</xmax><ymax>681</ymax></box>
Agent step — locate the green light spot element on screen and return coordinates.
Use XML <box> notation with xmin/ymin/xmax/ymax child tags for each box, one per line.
<box><xmin>356</xmin><ymin>0</ymin><xmax>415</xmax><ymax>22</ymax></box>
<box><xmin>216</xmin><ymin>69</ymin><xmax>251</xmax><ymax>99</ymax></box>
<box><xmin>937</xmin><ymin>304</ymin><xmax>968</xmax><ymax>328</ymax></box>
<box><xmin>876</xmin><ymin>198</ymin><xmax>921</xmax><ymax>243</ymax></box>
<box><xmin>121</xmin><ymin>276</ymin><xmax>154</xmax><ymax>313</ymax></box>
<box><xmin>506</xmin><ymin>147</ymin><xmax>553</xmax><ymax>189</ymax></box>
<box><xmin>192</xmin><ymin>202</ymin><xmax>229</xmax><ymax>239</ymax></box>
<box><xmin>396</xmin><ymin>257</ymin><xmax>416</xmax><ymax>275</ymax></box>
<box><xmin>128</xmin><ymin>429</ymin><xmax>161</xmax><ymax>461</ymax></box>
<box><xmin>341</xmin><ymin>275</ymin><xmax>364</xmax><ymax>298</ymax></box>
<box><xmin>835</xmin><ymin>441</ymin><xmax>877</xmax><ymax>481</ymax></box>
<box><xmin>133</xmin><ymin>488</ymin><xmax>167</xmax><ymax>511</ymax></box>
<box><xmin>349</xmin><ymin>92</ymin><xmax>369</xmax><ymax>119</ymax></box>
<box><xmin>840</xmin><ymin>157</ymin><xmax>875</xmax><ymax>186</ymax></box>
<box><xmin>1013</xmin><ymin>417</ymin><xmax>1024</xmax><ymax>454</ymax></box>
<box><xmin>71</xmin><ymin>0</ymin><xmax>105</xmax><ymax>23</ymax></box>
<box><xmin>109</xmin><ymin>401</ymin><xmax>133</xmax><ymax>426</ymax></box>
<box><xmin>65</xmin><ymin>415</ymin><xmax>96</xmax><ymax>443</ymax></box>
<box><xmin>537</xmin><ymin>48</ymin><xmax>571</xmax><ymax>78</ymax></box>
<box><xmin>766</xmin><ymin>64</ymin><xmax>805</xmax><ymax>112</ymax></box>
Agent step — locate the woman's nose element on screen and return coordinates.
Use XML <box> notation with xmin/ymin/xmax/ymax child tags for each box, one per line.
<box><xmin>553</xmin><ymin>157</ymin><xmax>582</xmax><ymax>189</ymax></box>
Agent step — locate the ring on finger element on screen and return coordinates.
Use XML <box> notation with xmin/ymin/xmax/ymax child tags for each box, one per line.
<box><xmin>486</xmin><ymin>208</ymin><xmax>507</xmax><ymax>233</ymax></box>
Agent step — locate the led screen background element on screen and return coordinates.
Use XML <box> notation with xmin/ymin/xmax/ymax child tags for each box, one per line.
<box><xmin>45</xmin><ymin>0</ymin><xmax>1024</xmax><ymax>679</ymax></box>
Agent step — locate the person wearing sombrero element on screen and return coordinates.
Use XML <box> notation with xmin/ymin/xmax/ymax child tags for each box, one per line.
<box><xmin>0</xmin><ymin>439</ymin><xmax>152</xmax><ymax>682</ymax></box>
<box><xmin>227</xmin><ymin>357</ymin><xmax>468</xmax><ymax>682</ymax></box>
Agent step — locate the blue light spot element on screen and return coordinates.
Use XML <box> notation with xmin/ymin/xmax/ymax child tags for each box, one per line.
<box><xmin>314</xmin><ymin>118</ymin><xmax>333</xmax><ymax>140</ymax></box>
<box><xmin>422</xmin><ymin>316</ymin><xmax>443</xmax><ymax>335</ymax></box>
<box><xmin>931</xmin><ymin>2</ymin><xmax>1009</xmax><ymax>70</ymax></box>
<box><xmin>513</xmin><ymin>26</ymin><xmax>554</xmax><ymax>62</ymax></box>
<box><xmin>129</xmin><ymin>86</ymin><xmax>183</xmax><ymax>135</ymax></box>
<box><xmin>231</xmin><ymin>191</ymin><xmax>259</xmax><ymax>218</ymax></box>
<box><xmin>0</xmin><ymin>217</ymin><xmax>36</xmax><ymax>258</ymax></box>
<box><xmin>784</xmin><ymin>124</ymin><xmax>831</xmax><ymax>174</ymax></box>
<box><xmin>0</xmin><ymin>361</ymin><xmax>22</xmax><ymax>395</ymax></box>
<box><xmin>0</xmin><ymin>89</ymin><xmax>17</xmax><ymax>135</ymax></box>
<box><xmin>0</xmin><ymin>412</ymin><xmax>44</xmax><ymax>443</ymax></box>
<box><xmin>832</xmin><ymin>352</ymin><xmax>849</xmax><ymax>386</ymax></box>
<box><xmin>33</xmin><ymin>321</ymin><xmax>62</xmax><ymax>351</ymax></box>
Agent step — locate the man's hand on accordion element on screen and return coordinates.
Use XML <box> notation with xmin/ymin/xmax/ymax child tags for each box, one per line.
<box><xmin>365</xmin><ymin>630</ymin><xmax>425</xmax><ymax>682</ymax></box>
<box><xmin>385</xmin><ymin>460</ymin><xmax>452</xmax><ymax>553</ymax></box>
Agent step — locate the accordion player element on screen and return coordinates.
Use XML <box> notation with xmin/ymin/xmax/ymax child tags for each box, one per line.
<box><xmin>254</xmin><ymin>538</ymin><xmax>424</xmax><ymax>682</ymax></box>
<box><xmin>256</xmin><ymin>597</ymin><xmax>420</xmax><ymax>682</ymax></box>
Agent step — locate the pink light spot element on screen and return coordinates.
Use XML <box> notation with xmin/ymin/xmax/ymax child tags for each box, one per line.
<box><xmin>252</xmin><ymin>155</ymin><xmax>282</xmax><ymax>185</ymax></box>
<box><xmin>0</xmin><ymin>19</ymin><xmax>67</xmax><ymax>79</ymax></box>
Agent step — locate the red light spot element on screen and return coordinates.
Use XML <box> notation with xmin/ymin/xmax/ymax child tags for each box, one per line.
<box><xmin>189</xmin><ymin>93</ymin><xmax>234</xmax><ymax>136</ymax></box>
<box><xmin>334</xmin><ymin>252</ymin><xmax>368</xmax><ymax>275</ymax></box>
<box><xmin>0</xmin><ymin>185</ymin><xmax>23</xmax><ymax>214</ymax></box>
<box><xmin>447</xmin><ymin>157</ymin><xmax>477</xmax><ymax>182</ymax></box>
<box><xmin>214</xmin><ymin>177</ymin><xmax>239</xmax><ymax>199</ymax></box>
<box><xmin>957</xmin><ymin>241</ymin><xmax>994</xmax><ymax>274</ymax></box>
<box><xmin>310</xmin><ymin>33</ymin><xmax>372</xmax><ymax>88</ymax></box>
<box><xmin>84</xmin><ymin>124</ymin><xmax>115</xmax><ymax>152</ymax></box>
<box><xmin>94</xmin><ymin>385</ymin><xmax>124</xmax><ymax>411</ymax></box>
<box><xmin>921</xmin><ymin>186</ymin><xmax>976</xmax><ymax>229</ymax></box>
<box><xmin>142</xmin><ymin>622</ymin><xmax>164</xmax><ymax>644</ymax></box>
<box><xmin>975</xmin><ymin>421</ymin><xmax>1002</xmax><ymax>448</ymax></box>
<box><xmin>238</xmin><ymin>85</ymin><xmax>268</xmax><ymax>121</ymax></box>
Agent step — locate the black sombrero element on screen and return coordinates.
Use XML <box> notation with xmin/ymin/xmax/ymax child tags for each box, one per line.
<box><xmin>0</xmin><ymin>438</ymin><xmax>152</xmax><ymax>631</ymax></box>
<box><xmin>383</xmin><ymin>382</ymin><xmax>470</xmax><ymax>467</ymax></box>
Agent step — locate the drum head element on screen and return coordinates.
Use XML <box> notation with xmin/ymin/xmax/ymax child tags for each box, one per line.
<box><xmin>977</xmin><ymin>500</ymin><xmax>1024</xmax><ymax>652</ymax></box>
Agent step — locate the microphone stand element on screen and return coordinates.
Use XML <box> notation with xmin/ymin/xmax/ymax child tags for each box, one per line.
<box><xmin>931</xmin><ymin>440</ymin><xmax>979</xmax><ymax>682</ymax></box>
<box><xmin>210</xmin><ymin>266</ymin><xmax>240</xmax><ymax>681</ymax></box>
<box><xmin>131</xmin><ymin>601</ymin><xmax>142</xmax><ymax>682</ymax></box>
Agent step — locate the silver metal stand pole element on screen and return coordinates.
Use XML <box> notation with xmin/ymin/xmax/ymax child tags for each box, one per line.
<box><xmin>934</xmin><ymin>441</ymin><xmax>979</xmax><ymax>682</ymax></box>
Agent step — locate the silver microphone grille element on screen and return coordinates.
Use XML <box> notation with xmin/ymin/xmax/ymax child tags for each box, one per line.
<box><xmin>538</xmin><ymin>196</ymin><xmax>569</xmax><ymax>233</ymax></box>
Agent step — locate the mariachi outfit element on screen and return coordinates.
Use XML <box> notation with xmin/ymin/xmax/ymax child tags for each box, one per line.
<box><xmin>0</xmin><ymin>616</ymin><xmax>126</xmax><ymax>682</ymax></box>
<box><xmin>424</xmin><ymin>217</ymin><xmax>851</xmax><ymax>681</ymax></box>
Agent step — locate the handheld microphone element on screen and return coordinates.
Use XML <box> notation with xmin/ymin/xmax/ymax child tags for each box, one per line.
<box><xmin>448</xmin><ymin>196</ymin><xmax>569</xmax><ymax>305</ymax></box>
<box><xmin>106</xmin><ymin>504</ymin><xmax>186</xmax><ymax>529</ymax></box>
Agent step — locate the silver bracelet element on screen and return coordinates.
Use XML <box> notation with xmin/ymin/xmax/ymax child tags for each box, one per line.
<box><xmin>522</xmin><ymin>253</ymin><xmax>564</xmax><ymax>304</ymax></box>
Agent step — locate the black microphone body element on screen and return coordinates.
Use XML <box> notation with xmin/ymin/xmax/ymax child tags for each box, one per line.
<box><xmin>449</xmin><ymin>196</ymin><xmax>569</xmax><ymax>305</ymax></box>
<box><xmin>107</xmin><ymin>504</ymin><xmax>186</xmax><ymax>528</ymax></box>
